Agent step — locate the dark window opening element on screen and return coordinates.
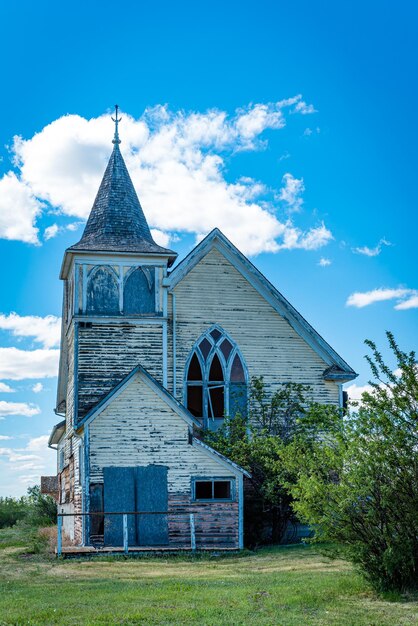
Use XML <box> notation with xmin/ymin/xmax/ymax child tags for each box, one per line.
<box><xmin>230</xmin><ymin>354</ymin><xmax>245</xmax><ymax>382</ymax></box>
<box><xmin>89</xmin><ymin>483</ymin><xmax>104</xmax><ymax>538</ymax></box>
<box><xmin>194</xmin><ymin>479</ymin><xmax>233</xmax><ymax>501</ymax></box>
<box><xmin>209</xmin><ymin>354</ymin><xmax>224</xmax><ymax>381</ymax></box>
<box><xmin>210</xmin><ymin>328</ymin><xmax>222</xmax><ymax>341</ymax></box>
<box><xmin>220</xmin><ymin>338</ymin><xmax>233</xmax><ymax>360</ymax></box>
<box><xmin>199</xmin><ymin>338</ymin><xmax>211</xmax><ymax>359</ymax></box>
<box><xmin>187</xmin><ymin>385</ymin><xmax>203</xmax><ymax>418</ymax></box>
<box><xmin>195</xmin><ymin>481</ymin><xmax>213</xmax><ymax>499</ymax></box>
<box><xmin>187</xmin><ymin>354</ymin><xmax>202</xmax><ymax>381</ymax></box>
<box><xmin>214</xmin><ymin>481</ymin><xmax>231</xmax><ymax>499</ymax></box>
<box><xmin>185</xmin><ymin>328</ymin><xmax>248</xmax><ymax>428</ymax></box>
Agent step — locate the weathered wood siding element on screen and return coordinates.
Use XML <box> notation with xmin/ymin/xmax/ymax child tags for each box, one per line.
<box><xmin>64</xmin><ymin>324</ymin><xmax>75</xmax><ymax>445</ymax></box>
<box><xmin>89</xmin><ymin>373</ymin><xmax>240</xmax><ymax>548</ymax></box>
<box><xmin>58</xmin><ymin>441</ymin><xmax>82</xmax><ymax>543</ymax></box>
<box><xmin>77</xmin><ymin>322</ymin><xmax>164</xmax><ymax>416</ymax></box>
<box><xmin>171</xmin><ymin>247</ymin><xmax>339</xmax><ymax>407</ymax></box>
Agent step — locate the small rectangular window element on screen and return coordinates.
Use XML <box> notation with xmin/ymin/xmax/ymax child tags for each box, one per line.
<box><xmin>195</xmin><ymin>481</ymin><xmax>213</xmax><ymax>499</ymax></box>
<box><xmin>194</xmin><ymin>479</ymin><xmax>233</xmax><ymax>501</ymax></box>
<box><xmin>214</xmin><ymin>481</ymin><xmax>231</xmax><ymax>499</ymax></box>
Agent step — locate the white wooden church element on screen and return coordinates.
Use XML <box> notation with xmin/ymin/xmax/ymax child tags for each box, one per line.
<box><xmin>43</xmin><ymin>110</ymin><xmax>356</xmax><ymax>552</ymax></box>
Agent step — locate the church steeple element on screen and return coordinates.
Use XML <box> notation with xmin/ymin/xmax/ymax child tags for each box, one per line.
<box><xmin>69</xmin><ymin>106</ymin><xmax>176</xmax><ymax>264</ymax></box>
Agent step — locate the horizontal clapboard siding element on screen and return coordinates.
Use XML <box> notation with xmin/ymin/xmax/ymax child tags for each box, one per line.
<box><xmin>89</xmin><ymin>373</ymin><xmax>240</xmax><ymax>547</ymax></box>
<box><xmin>77</xmin><ymin>322</ymin><xmax>164</xmax><ymax>416</ymax></box>
<box><xmin>172</xmin><ymin>247</ymin><xmax>339</xmax><ymax>407</ymax></box>
<box><xmin>89</xmin><ymin>375</ymin><xmax>237</xmax><ymax>488</ymax></box>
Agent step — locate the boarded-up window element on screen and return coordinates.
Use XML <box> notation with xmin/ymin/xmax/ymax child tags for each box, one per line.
<box><xmin>123</xmin><ymin>267</ymin><xmax>155</xmax><ymax>315</ymax></box>
<box><xmin>86</xmin><ymin>266</ymin><xmax>119</xmax><ymax>315</ymax></box>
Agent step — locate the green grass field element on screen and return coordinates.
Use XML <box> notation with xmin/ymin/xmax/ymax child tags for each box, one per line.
<box><xmin>0</xmin><ymin>528</ymin><xmax>417</xmax><ymax>625</ymax></box>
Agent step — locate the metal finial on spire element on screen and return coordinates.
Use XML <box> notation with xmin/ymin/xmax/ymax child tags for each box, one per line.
<box><xmin>111</xmin><ymin>104</ymin><xmax>122</xmax><ymax>144</ymax></box>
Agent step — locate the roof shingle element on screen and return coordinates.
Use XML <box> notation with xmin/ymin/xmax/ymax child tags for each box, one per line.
<box><xmin>69</xmin><ymin>142</ymin><xmax>176</xmax><ymax>263</ymax></box>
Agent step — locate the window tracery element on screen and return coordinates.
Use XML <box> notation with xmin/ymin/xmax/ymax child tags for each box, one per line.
<box><xmin>185</xmin><ymin>326</ymin><xmax>247</xmax><ymax>430</ymax></box>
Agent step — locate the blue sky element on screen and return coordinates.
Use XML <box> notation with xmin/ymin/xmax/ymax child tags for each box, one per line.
<box><xmin>0</xmin><ymin>0</ymin><xmax>417</xmax><ymax>495</ymax></box>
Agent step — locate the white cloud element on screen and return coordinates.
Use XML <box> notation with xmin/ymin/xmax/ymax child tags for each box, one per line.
<box><xmin>32</xmin><ymin>382</ymin><xmax>43</xmax><ymax>393</ymax></box>
<box><xmin>0</xmin><ymin>435</ymin><xmax>12</xmax><ymax>440</ymax></box>
<box><xmin>0</xmin><ymin>99</ymin><xmax>333</xmax><ymax>256</ymax></box>
<box><xmin>0</xmin><ymin>313</ymin><xmax>61</xmax><ymax>348</ymax></box>
<box><xmin>0</xmin><ymin>347</ymin><xmax>59</xmax><ymax>380</ymax></box>
<box><xmin>0</xmin><ymin>401</ymin><xmax>40</xmax><ymax>418</ymax></box>
<box><xmin>293</xmin><ymin>101</ymin><xmax>317</xmax><ymax>115</ymax></box>
<box><xmin>279</xmin><ymin>173</ymin><xmax>305</xmax><ymax>213</ymax></box>
<box><xmin>352</xmin><ymin>238</ymin><xmax>392</xmax><ymax>257</ymax></box>
<box><xmin>0</xmin><ymin>382</ymin><xmax>15</xmax><ymax>393</ymax></box>
<box><xmin>346</xmin><ymin>287</ymin><xmax>418</xmax><ymax>309</ymax></box>
<box><xmin>44</xmin><ymin>224</ymin><xmax>59</xmax><ymax>240</ymax></box>
<box><xmin>150</xmin><ymin>229</ymin><xmax>172</xmax><ymax>248</ymax></box>
<box><xmin>0</xmin><ymin>435</ymin><xmax>56</xmax><ymax>495</ymax></box>
<box><xmin>66</xmin><ymin>221</ymin><xmax>82</xmax><ymax>232</ymax></box>
<box><xmin>25</xmin><ymin>434</ymin><xmax>49</xmax><ymax>452</ymax></box>
<box><xmin>0</xmin><ymin>172</ymin><xmax>43</xmax><ymax>244</ymax></box>
<box><xmin>394</xmin><ymin>295</ymin><xmax>418</xmax><ymax>310</ymax></box>
<box><xmin>345</xmin><ymin>383</ymin><xmax>373</xmax><ymax>401</ymax></box>
<box><xmin>318</xmin><ymin>257</ymin><xmax>331</xmax><ymax>267</ymax></box>
<box><xmin>43</xmin><ymin>221</ymin><xmax>82</xmax><ymax>241</ymax></box>
<box><xmin>276</xmin><ymin>222</ymin><xmax>333</xmax><ymax>251</ymax></box>
<box><xmin>345</xmin><ymin>366</ymin><xmax>411</xmax><ymax>405</ymax></box>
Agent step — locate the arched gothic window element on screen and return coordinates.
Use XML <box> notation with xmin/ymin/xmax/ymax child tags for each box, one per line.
<box><xmin>86</xmin><ymin>266</ymin><xmax>119</xmax><ymax>315</ymax></box>
<box><xmin>185</xmin><ymin>326</ymin><xmax>247</xmax><ymax>430</ymax></box>
<box><xmin>123</xmin><ymin>266</ymin><xmax>155</xmax><ymax>315</ymax></box>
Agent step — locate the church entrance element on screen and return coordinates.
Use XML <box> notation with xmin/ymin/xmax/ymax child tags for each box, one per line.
<box><xmin>103</xmin><ymin>465</ymin><xmax>169</xmax><ymax>547</ymax></box>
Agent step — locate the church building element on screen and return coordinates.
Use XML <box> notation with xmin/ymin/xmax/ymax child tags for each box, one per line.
<box><xmin>44</xmin><ymin>109</ymin><xmax>356</xmax><ymax>552</ymax></box>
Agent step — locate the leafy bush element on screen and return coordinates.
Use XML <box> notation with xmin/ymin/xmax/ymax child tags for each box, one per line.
<box><xmin>280</xmin><ymin>332</ymin><xmax>418</xmax><ymax>592</ymax></box>
<box><xmin>0</xmin><ymin>485</ymin><xmax>56</xmax><ymax>529</ymax></box>
<box><xmin>0</xmin><ymin>496</ymin><xmax>28</xmax><ymax>529</ymax></box>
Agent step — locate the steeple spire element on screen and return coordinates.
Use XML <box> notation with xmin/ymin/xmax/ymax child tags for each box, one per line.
<box><xmin>111</xmin><ymin>104</ymin><xmax>121</xmax><ymax>145</ymax></box>
<box><xmin>67</xmin><ymin>106</ymin><xmax>177</xmax><ymax>264</ymax></box>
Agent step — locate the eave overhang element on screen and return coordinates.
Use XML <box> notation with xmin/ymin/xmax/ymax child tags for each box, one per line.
<box><xmin>48</xmin><ymin>420</ymin><xmax>66</xmax><ymax>448</ymax></box>
<box><xmin>323</xmin><ymin>365</ymin><xmax>357</xmax><ymax>383</ymax></box>
<box><xmin>60</xmin><ymin>248</ymin><xmax>177</xmax><ymax>280</ymax></box>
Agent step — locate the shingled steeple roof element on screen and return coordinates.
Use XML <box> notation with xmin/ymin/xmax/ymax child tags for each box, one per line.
<box><xmin>69</xmin><ymin>107</ymin><xmax>176</xmax><ymax>264</ymax></box>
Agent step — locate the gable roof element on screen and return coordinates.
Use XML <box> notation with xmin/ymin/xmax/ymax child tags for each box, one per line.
<box><xmin>68</xmin><ymin>141</ymin><xmax>177</xmax><ymax>263</ymax></box>
<box><xmin>168</xmin><ymin>228</ymin><xmax>357</xmax><ymax>382</ymax></box>
<box><xmin>76</xmin><ymin>363</ymin><xmax>250</xmax><ymax>478</ymax></box>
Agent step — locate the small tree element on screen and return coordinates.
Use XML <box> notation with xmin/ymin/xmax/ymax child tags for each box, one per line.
<box><xmin>203</xmin><ymin>378</ymin><xmax>311</xmax><ymax>545</ymax></box>
<box><xmin>281</xmin><ymin>332</ymin><xmax>418</xmax><ymax>592</ymax></box>
<box><xmin>26</xmin><ymin>485</ymin><xmax>57</xmax><ymax>526</ymax></box>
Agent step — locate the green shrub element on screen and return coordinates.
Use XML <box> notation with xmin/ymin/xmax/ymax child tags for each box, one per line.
<box><xmin>0</xmin><ymin>485</ymin><xmax>56</xmax><ymax>530</ymax></box>
<box><xmin>280</xmin><ymin>332</ymin><xmax>418</xmax><ymax>592</ymax></box>
<box><xmin>0</xmin><ymin>496</ymin><xmax>28</xmax><ymax>528</ymax></box>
